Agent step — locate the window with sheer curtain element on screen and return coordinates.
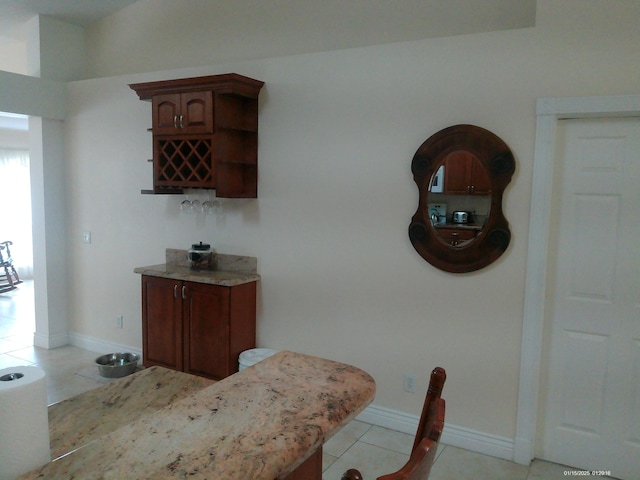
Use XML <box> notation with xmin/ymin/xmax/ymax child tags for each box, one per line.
<box><xmin>0</xmin><ymin>147</ymin><xmax>33</xmax><ymax>278</ymax></box>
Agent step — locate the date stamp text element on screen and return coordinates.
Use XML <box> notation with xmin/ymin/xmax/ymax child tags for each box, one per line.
<box><xmin>564</xmin><ymin>471</ymin><xmax>611</xmax><ymax>476</ymax></box>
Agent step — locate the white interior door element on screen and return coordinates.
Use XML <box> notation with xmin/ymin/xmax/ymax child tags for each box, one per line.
<box><xmin>541</xmin><ymin>117</ymin><xmax>640</xmax><ymax>479</ymax></box>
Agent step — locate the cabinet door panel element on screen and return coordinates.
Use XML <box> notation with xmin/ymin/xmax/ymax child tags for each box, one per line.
<box><xmin>183</xmin><ymin>282</ymin><xmax>230</xmax><ymax>380</ymax></box>
<box><xmin>142</xmin><ymin>276</ymin><xmax>182</xmax><ymax>370</ymax></box>
<box><xmin>470</xmin><ymin>159</ymin><xmax>492</xmax><ymax>195</ymax></box>
<box><xmin>444</xmin><ymin>150</ymin><xmax>492</xmax><ymax>195</ymax></box>
<box><xmin>181</xmin><ymin>91</ymin><xmax>213</xmax><ymax>134</ymax></box>
<box><xmin>444</xmin><ymin>151</ymin><xmax>471</xmax><ymax>194</ymax></box>
<box><xmin>152</xmin><ymin>94</ymin><xmax>181</xmax><ymax>134</ymax></box>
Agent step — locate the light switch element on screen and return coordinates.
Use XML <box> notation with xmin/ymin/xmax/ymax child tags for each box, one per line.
<box><xmin>82</xmin><ymin>231</ymin><xmax>92</xmax><ymax>244</ymax></box>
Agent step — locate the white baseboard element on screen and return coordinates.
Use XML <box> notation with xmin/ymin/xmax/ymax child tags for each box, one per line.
<box><xmin>357</xmin><ymin>403</ymin><xmax>515</xmax><ymax>462</ymax></box>
<box><xmin>356</xmin><ymin>403</ymin><xmax>421</xmax><ymax>435</ymax></box>
<box><xmin>68</xmin><ymin>332</ymin><xmax>142</xmax><ymax>359</ymax></box>
<box><xmin>513</xmin><ymin>436</ymin><xmax>534</xmax><ymax>465</ymax></box>
<box><xmin>34</xmin><ymin>331</ymin><xmax>69</xmax><ymax>349</ymax></box>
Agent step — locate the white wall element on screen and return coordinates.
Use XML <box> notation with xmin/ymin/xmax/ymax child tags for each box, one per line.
<box><xmin>29</xmin><ymin>16</ymin><xmax>85</xmax><ymax>82</ymax></box>
<box><xmin>82</xmin><ymin>0</ymin><xmax>536</xmax><ymax>79</ymax></box>
<box><xmin>63</xmin><ymin>0</ymin><xmax>640</xmax><ymax>447</ymax></box>
<box><xmin>0</xmin><ymin>40</ymin><xmax>27</xmax><ymax>75</ymax></box>
<box><xmin>30</xmin><ymin>117</ymin><xmax>69</xmax><ymax>348</ymax></box>
<box><xmin>0</xmin><ymin>71</ymin><xmax>65</xmax><ymax>119</ymax></box>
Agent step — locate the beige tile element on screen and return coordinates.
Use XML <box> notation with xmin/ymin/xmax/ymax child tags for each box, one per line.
<box><xmin>5</xmin><ymin>332</ymin><xmax>34</xmax><ymax>348</ymax></box>
<box><xmin>526</xmin><ymin>459</ymin><xmax>617</xmax><ymax>479</ymax></box>
<box><xmin>11</xmin><ymin>345</ymin><xmax>100</xmax><ymax>378</ymax></box>
<box><xmin>323</xmin><ymin>452</ymin><xmax>339</xmax><ymax>472</ymax></box>
<box><xmin>526</xmin><ymin>459</ymin><xmax>574</xmax><ymax>479</ymax></box>
<box><xmin>47</xmin><ymin>372</ymin><xmax>102</xmax><ymax>406</ymax></box>
<box><xmin>322</xmin><ymin>441</ymin><xmax>409</xmax><ymax>480</ymax></box>
<box><xmin>5</xmin><ymin>345</ymin><xmax>45</xmax><ymax>364</ymax></box>
<box><xmin>0</xmin><ymin>338</ymin><xmax>23</xmax><ymax>354</ymax></box>
<box><xmin>0</xmin><ymin>353</ymin><xmax>34</xmax><ymax>369</ymax></box>
<box><xmin>359</xmin><ymin>425</ymin><xmax>415</xmax><ymax>455</ymax></box>
<box><xmin>324</xmin><ymin>420</ymin><xmax>372</xmax><ymax>457</ymax></box>
<box><xmin>0</xmin><ymin>324</ymin><xmax>12</xmax><ymax>338</ymax></box>
<box><xmin>431</xmin><ymin>442</ymin><xmax>447</xmax><ymax>463</ymax></box>
<box><xmin>430</xmin><ymin>445</ymin><xmax>529</xmax><ymax>480</ymax></box>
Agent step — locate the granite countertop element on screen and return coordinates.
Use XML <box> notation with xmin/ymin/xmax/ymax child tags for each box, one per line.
<box><xmin>48</xmin><ymin>367</ymin><xmax>214</xmax><ymax>460</ymax></box>
<box><xmin>435</xmin><ymin>222</ymin><xmax>484</xmax><ymax>231</ymax></box>
<box><xmin>134</xmin><ymin>263</ymin><xmax>260</xmax><ymax>286</ymax></box>
<box><xmin>134</xmin><ymin>249</ymin><xmax>261</xmax><ymax>287</ymax></box>
<box><xmin>22</xmin><ymin>351</ymin><xmax>375</xmax><ymax>479</ymax></box>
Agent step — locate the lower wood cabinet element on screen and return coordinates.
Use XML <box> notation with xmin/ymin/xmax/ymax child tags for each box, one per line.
<box><xmin>141</xmin><ymin>275</ymin><xmax>256</xmax><ymax>380</ymax></box>
<box><xmin>436</xmin><ymin>227</ymin><xmax>478</xmax><ymax>247</ymax></box>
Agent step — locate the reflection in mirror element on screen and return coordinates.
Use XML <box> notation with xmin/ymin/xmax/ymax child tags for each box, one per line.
<box><xmin>409</xmin><ymin>124</ymin><xmax>515</xmax><ymax>273</ymax></box>
<box><xmin>427</xmin><ymin>152</ymin><xmax>491</xmax><ymax>248</ymax></box>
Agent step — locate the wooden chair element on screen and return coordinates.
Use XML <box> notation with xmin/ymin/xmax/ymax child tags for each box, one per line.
<box><xmin>0</xmin><ymin>240</ymin><xmax>22</xmax><ymax>293</ymax></box>
<box><xmin>342</xmin><ymin>367</ymin><xmax>446</xmax><ymax>480</ymax></box>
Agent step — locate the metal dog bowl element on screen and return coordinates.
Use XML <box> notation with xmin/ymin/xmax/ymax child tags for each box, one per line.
<box><xmin>95</xmin><ymin>352</ymin><xmax>139</xmax><ymax>378</ymax></box>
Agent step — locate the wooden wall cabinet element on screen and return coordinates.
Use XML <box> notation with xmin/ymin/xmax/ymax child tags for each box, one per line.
<box><xmin>130</xmin><ymin>74</ymin><xmax>264</xmax><ymax>198</ymax></box>
<box><xmin>152</xmin><ymin>91</ymin><xmax>214</xmax><ymax>135</ymax></box>
<box><xmin>141</xmin><ymin>275</ymin><xmax>256</xmax><ymax>380</ymax></box>
<box><xmin>444</xmin><ymin>151</ymin><xmax>492</xmax><ymax>195</ymax></box>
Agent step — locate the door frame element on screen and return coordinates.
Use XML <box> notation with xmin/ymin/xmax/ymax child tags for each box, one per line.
<box><xmin>514</xmin><ymin>94</ymin><xmax>640</xmax><ymax>464</ymax></box>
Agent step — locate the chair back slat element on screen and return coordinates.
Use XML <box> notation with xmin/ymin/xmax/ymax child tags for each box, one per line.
<box><xmin>341</xmin><ymin>366</ymin><xmax>446</xmax><ymax>480</ymax></box>
<box><xmin>413</xmin><ymin>367</ymin><xmax>446</xmax><ymax>450</ymax></box>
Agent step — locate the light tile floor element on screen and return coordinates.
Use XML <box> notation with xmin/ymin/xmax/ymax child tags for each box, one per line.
<box><xmin>322</xmin><ymin>420</ymin><xmax>580</xmax><ymax>480</ymax></box>
<box><xmin>2</xmin><ymin>281</ymin><xmax>582</xmax><ymax>479</ymax></box>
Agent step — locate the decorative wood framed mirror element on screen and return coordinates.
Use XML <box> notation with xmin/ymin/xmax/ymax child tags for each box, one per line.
<box><xmin>409</xmin><ymin>124</ymin><xmax>515</xmax><ymax>273</ymax></box>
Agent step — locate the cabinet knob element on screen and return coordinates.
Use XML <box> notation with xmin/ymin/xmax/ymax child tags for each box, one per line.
<box><xmin>173</xmin><ymin>115</ymin><xmax>178</xmax><ymax>129</ymax></box>
<box><xmin>182</xmin><ymin>285</ymin><xmax>187</xmax><ymax>300</ymax></box>
<box><xmin>174</xmin><ymin>284</ymin><xmax>179</xmax><ymax>298</ymax></box>
<box><xmin>179</xmin><ymin>114</ymin><xmax>184</xmax><ymax>129</ymax></box>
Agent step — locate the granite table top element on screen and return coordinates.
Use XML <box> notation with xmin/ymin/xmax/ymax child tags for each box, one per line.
<box><xmin>48</xmin><ymin>366</ymin><xmax>214</xmax><ymax>460</ymax></box>
<box><xmin>21</xmin><ymin>351</ymin><xmax>375</xmax><ymax>479</ymax></box>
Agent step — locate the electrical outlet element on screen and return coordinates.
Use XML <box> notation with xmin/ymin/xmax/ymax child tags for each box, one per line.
<box><xmin>82</xmin><ymin>231</ymin><xmax>92</xmax><ymax>244</ymax></box>
<box><xmin>116</xmin><ymin>315</ymin><xmax>123</xmax><ymax>329</ymax></box>
<box><xmin>404</xmin><ymin>373</ymin><xmax>416</xmax><ymax>393</ymax></box>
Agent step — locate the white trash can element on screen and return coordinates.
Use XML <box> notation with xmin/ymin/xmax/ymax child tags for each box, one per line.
<box><xmin>238</xmin><ymin>348</ymin><xmax>278</xmax><ymax>371</ymax></box>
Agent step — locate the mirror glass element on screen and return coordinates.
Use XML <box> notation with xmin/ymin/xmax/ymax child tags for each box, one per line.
<box><xmin>427</xmin><ymin>151</ymin><xmax>491</xmax><ymax>248</ymax></box>
<box><xmin>409</xmin><ymin>124</ymin><xmax>515</xmax><ymax>273</ymax></box>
